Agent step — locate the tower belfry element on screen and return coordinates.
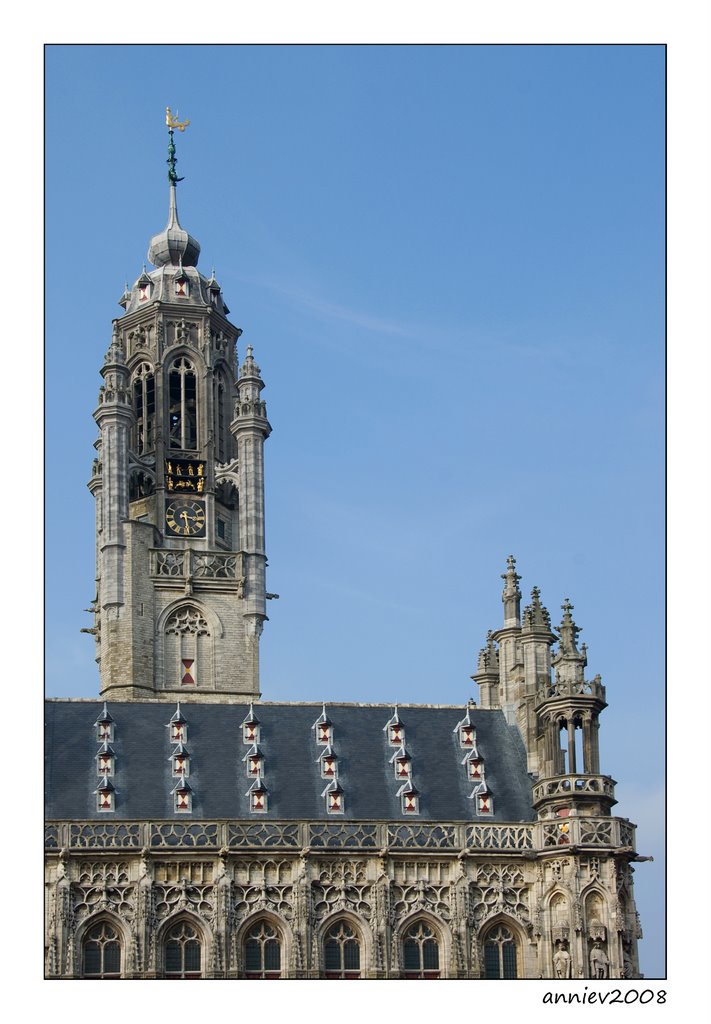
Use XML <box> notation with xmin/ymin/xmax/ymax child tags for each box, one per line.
<box><xmin>87</xmin><ymin>114</ymin><xmax>271</xmax><ymax>701</ymax></box>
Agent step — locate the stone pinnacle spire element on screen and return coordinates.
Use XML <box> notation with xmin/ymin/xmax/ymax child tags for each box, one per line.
<box><xmin>522</xmin><ymin>586</ymin><xmax>552</xmax><ymax>632</ymax></box>
<box><xmin>240</xmin><ymin>344</ymin><xmax>263</xmax><ymax>381</ymax></box>
<box><xmin>557</xmin><ymin>598</ymin><xmax>582</xmax><ymax>656</ymax></box>
<box><xmin>501</xmin><ymin>554</ymin><xmax>522</xmax><ymax>627</ymax></box>
<box><xmin>477</xmin><ymin>630</ymin><xmax>499</xmax><ymax>674</ymax></box>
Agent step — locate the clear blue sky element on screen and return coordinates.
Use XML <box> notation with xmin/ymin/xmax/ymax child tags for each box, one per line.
<box><xmin>45</xmin><ymin>44</ymin><xmax>664</xmax><ymax>976</ymax></box>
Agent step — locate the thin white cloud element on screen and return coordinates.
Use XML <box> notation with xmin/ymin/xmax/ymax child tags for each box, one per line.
<box><xmin>238</xmin><ymin>273</ymin><xmax>419</xmax><ymax>338</ymax></box>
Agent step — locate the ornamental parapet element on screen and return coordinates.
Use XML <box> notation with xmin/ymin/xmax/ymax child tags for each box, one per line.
<box><xmin>150</xmin><ymin>548</ymin><xmax>245</xmax><ymax>592</ymax></box>
<box><xmin>535</xmin><ymin>674</ymin><xmax>607</xmax><ymax>708</ymax></box>
<box><xmin>45</xmin><ymin>816</ymin><xmax>637</xmax><ymax>854</ymax></box>
<box><xmin>532</xmin><ymin>773</ymin><xmax>616</xmax><ymax>807</ymax></box>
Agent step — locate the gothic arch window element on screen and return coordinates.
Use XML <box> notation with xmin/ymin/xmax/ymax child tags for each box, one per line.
<box><xmin>323</xmin><ymin>920</ymin><xmax>361</xmax><ymax>979</ymax></box>
<box><xmin>164</xmin><ymin>605</ymin><xmax>212</xmax><ymax>690</ymax></box>
<box><xmin>131</xmin><ymin>362</ymin><xmax>155</xmax><ymax>454</ymax></box>
<box><xmin>82</xmin><ymin>920</ymin><xmax>122</xmax><ymax>978</ymax></box>
<box><xmin>164</xmin><ymin>919</ymin><xmax>202</xmax><ymax>979</ymax></box>
<box><xmin>402</xmin><ymin>920</ymin><xmax>440</xmax><ymax>979</ymax></box>
<box><xmin>168</xmin><ymin>356</ymin><xmax>198</xmax><ymax>451</ymax></box>
<box><xmin>244</xmin><ymin>920</ymin><xmax>282</xmax><ymax>979</ymax></box>
<box><xmin>483</xmin><ymin>923</ymin><xmax>519</xmax><ymax>979</ymax></box>
<box><xmin>213</xmin><ymin>372</ymin><xmax>230</xmax><ymax>464</ymax></box>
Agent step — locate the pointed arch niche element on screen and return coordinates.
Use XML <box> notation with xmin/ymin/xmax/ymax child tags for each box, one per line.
<box><xmin>157</xmin><ymin>600</ymin><xmax>222</xmax><ymax>692</ymax></box>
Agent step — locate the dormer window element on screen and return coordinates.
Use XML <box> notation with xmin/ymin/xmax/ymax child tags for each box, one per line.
<box><xmin>168</xmin><ymin>706</ymin><xmax>188</xmax><ymax>744</ymax></box>
<box><xmin>247</xmin><ymin>778</ymin><xmax>268</xmax><ymax>813</ymax></box>
<box><xmin>243</xmin><ymin>744</ymin><xmax>264</xmax><ymax>777</ymax></box>
<box><xmin>175</xmin><ymin>276</ymin><xmax>189</xmax><ymax>297</ymax></box>
<box><xmin>313</xmin><ymin>706</ymin><xmax>332</xmax><ymax>746</ymax></box>
<box><xmin>95</xmin><ymin>778</ymin><xmax>115</xmax><ymax>812</ymax></box>
<box><xmin>317</xmin><ymin>746</ymin><xmax>338</xmax><ymax>779</ymax></box>
<box><xmin>241</xmin><ymin>706</ymin><xmax>260</xmax><ymax>744</ymax></box>
<box><xmin>390</xmin><ymin>746</ymin><xmax>412</xmax><ymax>779</ymax></box>
<box><xmin>397</xmin><ymin>781</ymin><xmax>419</xmax><ymax>814</ymax></box>
<box><xmin>138</xmin><ymin>282</ymin><xmax>151</xmax><ymax>302</ymax></box>
<box><xmin>473</xmin><ymin>784</ymin><xmax>493</xmax><ymax>815</ymax></box>
<box><xmin>170</xmin><ymin>744</ymin><xmax>190</xmax><ymax>777</ymax></box>
<box><xmin>384</xmin><ymin>709</ymin><xmax>404</xmax><ymax>747</ymax></box>
<box><xmin>96</xmin><ymin>742</ymin><xmax>115</xmax><ymax>777</ymax></box>
<box><xmin>94</xmin><ymin>704</ymin><xmax>114</xmax><ymax>743</ymax></box>
<box><xmin>323</xmin><ymin>781</ymin><xmax>344</xmax><ymax>814</ymax></box>
<box><xmin>466</xmin><ymin>756</ymin><xmax>484</xmax><ymax>781</ymax></box>
<box><xmin>172</xmin><ymin>780</ymin><xmax>192</xmax><ymax>813</ymax></box>
<box><xmin>454</xmin><ymin>710</ymin><xmax>476</xmax><ymax>748</ymax></box>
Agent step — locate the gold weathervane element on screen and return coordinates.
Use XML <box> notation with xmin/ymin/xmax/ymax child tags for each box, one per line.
<box><xmin>166</xmin><ymin>107</ymin><xmax>190</xmax><ymax>132</ymax></box>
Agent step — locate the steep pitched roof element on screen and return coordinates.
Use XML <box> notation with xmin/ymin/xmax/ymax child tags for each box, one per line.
<box><xmin>45</xmin><ymin>700</ymin><xmax>534</xmax><ymax>822</ymax></box>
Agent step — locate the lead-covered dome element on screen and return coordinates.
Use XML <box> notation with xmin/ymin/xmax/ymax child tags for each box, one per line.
<box><xmin>148</xmin><ymin>184</ymin><xmax>201</xmax><ymax>268</ymax></box>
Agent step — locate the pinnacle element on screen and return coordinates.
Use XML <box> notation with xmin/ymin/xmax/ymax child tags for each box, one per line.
<box><xmin>523</xmin><ymin>586</ymin><xmax>551</xmax><ymax>631</ymax></box>
<box><xmin>556</xmin><ymin>598</ymin><xmax>582</xmax><ymax>655</ymax></box>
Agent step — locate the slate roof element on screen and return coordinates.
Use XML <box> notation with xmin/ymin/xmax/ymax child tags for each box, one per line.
<box><xmin>45</xmin><ymin>700</ymin><xmax>535</xmax><ymax>823</ymax></box>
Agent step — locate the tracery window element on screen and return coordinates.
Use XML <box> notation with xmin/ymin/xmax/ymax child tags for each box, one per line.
<box><xmin>483</xmin><ymin>924</ymin><xmax>518</xmax><ymax>979</ymax></box>
<box><xmin>164</xmin><ymin>920</ymin><xmax>202</xmax><ymax>978</ymax></box>
<box><xmin>244</xmin><ymin>921</ymin><xmax>281</xmax><ymax>979</ymax></box>
<box><xmin>82</xmin><ymin>920</ymin><xmax>121</xmax><ymax>978</ymax></box>
<box><xmin>169</xmin><ymin>357</ymin><xmax>198</xmax><ymax>451</ymax></box>
<box><xmin>324</xmin><ymin>921</ymin><xmax>361</xmax><ymax>979</ymax></box>
<box><xmin>402</xmin><ymin>920</ymin><xmax>440</xmax><ymax>979</ymax></box>
<box><xmin>132</xmin><ymin>362</ymin><xmax>155</xmax><ymax>454</ymax></box>
<box><xmin>164</xmin><ymin>606</ymin><xmax>211</xmax><ymax>689</ymax></box>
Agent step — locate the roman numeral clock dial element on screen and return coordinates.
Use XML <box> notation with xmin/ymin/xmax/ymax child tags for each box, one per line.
<box><xmin>165</xmin><ymin>499</ymin><xmax>206</xmax><ymax>537</ymax></box>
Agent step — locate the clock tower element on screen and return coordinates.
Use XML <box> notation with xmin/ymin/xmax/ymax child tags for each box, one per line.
<box><xmin>87</xmin><ymin>113</ymin><xmax>271</xmax><ymax>701</ymax></box>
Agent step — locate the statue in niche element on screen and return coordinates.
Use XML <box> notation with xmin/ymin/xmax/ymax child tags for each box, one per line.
<box><xmin>589</xmin><ymin>941</ymin><xmax>609</xmax><ymax>978</ymax></box>
<box><xmin>553</xmin><ymin>940</ymin><xmax>571</xmax><ymax>979</ymax></box>
<box><xmin>622</xmin><ymin>940</ymin><xmax>635</xmax><ymax>979</ymax></box>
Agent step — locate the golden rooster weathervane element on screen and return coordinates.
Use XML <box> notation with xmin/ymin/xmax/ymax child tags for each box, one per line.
<box><xmin>166</xmin><ymin>107</ymin><xmax>190</xmax><ymax>132</ymax></box>
<box><xmin>165</xmin><ymin>107</ymin><xmax>190</xmax><ymax>185</ymax></box>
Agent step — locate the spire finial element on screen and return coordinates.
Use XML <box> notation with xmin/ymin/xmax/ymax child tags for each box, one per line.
<box><xmin>522</xmin><ymin>585</ymin><xmax>552</xmax><ymax>632</ymax></box>
<box><xmin>501</xmin><ymin>554</ymin><xmax>522</xmax><ymax>627</ymax></box>
<box><xmin>148</xmin><ymin>114</ymin><xmax>201</xmax><ymax>267</ymax></box>
<box><xmin>165</xmin><ymin>107</ymin><xmax>190</xmax><ymax>186</ymax></box>
<box><xmin>557</xmin><ymin>598</ymin><xmax>582</xmax><ymax>655</ymax></box>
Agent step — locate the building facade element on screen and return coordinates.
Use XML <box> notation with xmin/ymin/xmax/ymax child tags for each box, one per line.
<box><xmin>44</xmin><ymin>120</ymin><xmax>644</xmax><ymax>980</ymax></box>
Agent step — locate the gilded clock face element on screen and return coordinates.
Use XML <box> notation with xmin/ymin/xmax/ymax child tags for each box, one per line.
<box><xmin>165</xmin><ymin>499</ymin><xmax>206</xmax><ymax>537</ymax></box>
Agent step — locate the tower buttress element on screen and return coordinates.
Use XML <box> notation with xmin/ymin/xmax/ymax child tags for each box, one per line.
<box><xmin>231</xmin><ymin>345</ymin><xmax>272</xmax><ymax>677</ymax></box>
<box><xmin>92</xmin><ymin>327</ymin><xmax>134</xmax><ymax>683</ymax></box>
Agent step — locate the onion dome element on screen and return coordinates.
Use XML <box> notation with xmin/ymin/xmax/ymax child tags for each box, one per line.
<box><xmin>148</xmin><ymin>183</ymin><xmax>201</xmax><ymax>268</ymax></box>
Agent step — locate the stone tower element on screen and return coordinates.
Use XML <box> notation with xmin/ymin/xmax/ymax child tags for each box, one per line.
<box><xmin>87</xmin><ymin>118</ymin><xmax>271</xmax><ymax>702</ymax></box>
